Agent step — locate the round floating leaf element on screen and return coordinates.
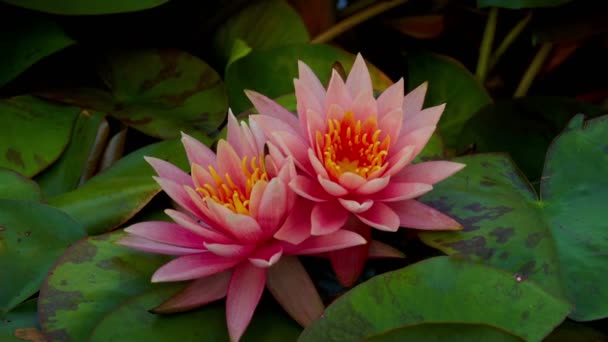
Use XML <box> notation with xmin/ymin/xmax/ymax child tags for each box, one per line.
<box><xmin>420</xmin><ymin>115</ymin><xmax>608</xmax><ymax>321</ymax></box>
<box><xmin>48</xmin><ymin>137</ymin><xmax>193</xmax><ymax>235</ymax></box>
<box><xmin>89</xmin><ymin>288</ymin><xmax>301</xmax><ymax>342</ymax></box>
<box><xmin>0</xmin><ymin>200</ymin><xmax>85</xmax><ymax>315</ymax></box>
<box><xmin>214</xmin><ymin>0</ymin><xmax>309</xmax><ymax>63</ymax></box>
<box><xmin>0</xmin><ymin>96</ymin><xmax>79</xmax><ymax>177</ymax></box>
<box><xmin>0</xmin><ymin>168</ymin><xmax>41</xmax><ymax>201</ymax></box>
<box><xmin>99</xmin><ymin>49</ymin><xmax>227</xmax><ymax>138</ymax></box>
<box><xmin>0</xmin><ymin>0</ymin><xmax>170</xmax><ymax>15</ymax></box>
<box><xmin>299</xmin><ymin>257</ymin><xmax>570</xmax><ymax>341</ymax></box>
<box><xmin>38</xmin><ymin>231</ymin><xmax>169</xmax><ymax>341</ymax></box>
<box><xmin>367</xmin><ymin>323</ymin><xmax>522</xmax><ymax>342</ymax></box>
<box><xmin>477</xmin><ymin>0</ymin><xmax>572</xmax><ymax>9</ymax></box>
<box><xmin>0</xmin><ymin>299</ymin><xmax>40</xmax><ymax>342</ymax></box>
<box><xmin>406</xmin><ymin>52</ymin><xmax>492</xmax><ymax>150</ymax></box>
<box><xmin>36</xmin><ymin>110</ymin><xmax>106</xmax><ymax>197</ymax></box>
<box><xmin>0</xmin><ymin>16</ymin><xmax>74</xmax><ymax>87</ymax></box>
<box><xmin>226</xmin><ymin>44</ymin><xmax>393</xmax><ymax>114</ymax></box>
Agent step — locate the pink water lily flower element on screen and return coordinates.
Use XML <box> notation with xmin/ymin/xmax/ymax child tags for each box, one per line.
<box><xmin>118</xmin><ymin>112</ymin><xmax>366</xmax><ymax>341</ymax></box>
<box><xmin>246</xmin><ymin>54</ymin><xmax>464</xmax><ymax>287</ymax></box>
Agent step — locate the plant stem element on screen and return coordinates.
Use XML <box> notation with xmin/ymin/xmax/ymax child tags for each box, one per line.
<box><xmin>312</xmin><ymin>0</ymin><xmax>408</xmax><ymax>44</ymax></box>
<box><xmin>475</xmin><ymin>7</ymin><xmax>498</xmax><ymax>83</ymax></box>
<box><xmin>514</xmin><ymin>42</ymin><xmax>553</xmax><ymax>98</ymax></box>
<box><xmin>488</xmin><ymin>12</ymin><xmax>532</xmax><ymax>73</ymax></box>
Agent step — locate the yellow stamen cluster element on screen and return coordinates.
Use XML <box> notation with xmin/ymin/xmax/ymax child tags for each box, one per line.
<box><xmin>317</xmin><ymin>111</ymin><xmax>390</xmax><ymax>180</ymax></box>
<box><xmin>196</xmin><ymin>155</ymin><xmax>268</xmax><ymax>214</ymax></box>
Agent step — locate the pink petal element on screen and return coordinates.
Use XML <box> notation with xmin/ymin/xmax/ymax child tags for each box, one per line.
<box><xmin>325</xmin><ymin>103</ymin><xmax>345</xmax><ymax>122</ymax></box>
<box><xmin>272</xmin><ymin>130</ymin><xmax>314</xmax><ymax>175</ymax></box>
<box><xmin>289</xmin><ymin>175</ymin><xmax>330</xmax><ymax>202</ymax></box>
<box><xmin>247</xmin><ymin>180</ymin><xmax>267</xmax><ymax>220</ymax></box>
<box><xmin>325</xmin><ymin>69</ymin><xmax>352</xmax><ymax>113</ymax></box>
<box><xmin>274</xmin><ymin>198</ymin><xmax>314</xmax><ymax>245</ymax></box>
<box><xmin>181</xmin><ymin>132</ymin><xmax>216</xmax><ymax>168</ymax></box>
<box><xmin>311</xmin><ymin>200</ymin><xmax>349</xmax><ymax>236</ymax></box>
<box><xmin>295</xmin><ymin>78</ymin><xmax>324</xmax><ymax>139</ymax></box>
<box><xmin>355</xmin><ymin>202</ymin><xmax>400</xmax><ymax>232</ymax></box>
<box><xmin>249</xmin><ymin>114</ymin><xmax>302</xmax><ymax>140</ymax></box>
<box><xmin>305</xmin><ymin>108</ymin><xmax>326</xmax><ymax>147</ymax></box>
<box><xmin>266</xmin><ymin>256</ymin><xmax>324</xmax><ymax>327</ymax></box>
<box><xmin>377</xmin><ymin>108</ymin><xmax>403</xmax><ymax>144</ymax></box>
<box><xmin>145</xmin><ymin>156</ymin><xmax>192</xmax><ymax>186</ymax></box>
<box><xmin>327</xmin><ymin>219</ymin><xmax>371</xmax><ymax>287</ymax></box>
<box><xmin>245</xmin><ymin>90</ymin><xmax>301</xmax><ymax>134</ymax></box>
<box><xmin>154</xmin><ymin>177</ymin><xmax>205</xmax><ymax>218</ymax></box>
<box><xmin>308</xmin><ymin>148</ymin><xmax>329</xmax><ymax>179</ymax></box>
<box><xmin>151</xmin><ymin>252</ymin><xmax>241</xmax><ymax>282</ymax></box>
<box><xmin>247</xmin><ymin>119</ymin><xmax>267</xmax><ymax>154</ymax></box>
<box><xmin>318</xmin><ymin>175</ymin><xmax>348</xmax><ymax>197</ymax></box>
<box><xmin>338</xmin><ymin>198</ymin><xmax>374</xmax><ymax>213</ymax></box>
<box><xmin>350</xmin><ymin>91</ymin><xmax>377</xmax><ymax>122</ymax></box>
<box><xmin>377</xmin><ymin>78</ymin><xmax>404</xmax><ymax>117</ymax></box>
<box><xmin>285</xmin><ymin>229</ymin><xmax>367</xmax><ymax>255</ymax></box>
<box><xmin>368</xmin><ymin>240</ymin><xmax>405</xmax><ymax>258</ymax></box>
<box><xmin>256</xmin><ymin>178</ymin><xmax>288</xmax><ymax>234</ymax></box>
<box><xmin>204</xmin><ymin>243</ymin><xmax>256</xmax><ymax>257</ymax></box>
<box><xmin>400</xmin><ymin>103</ymin><xmax>445</xmax><ymax>137</ymax></box>
<box><xmin>356</xmin><ymin>177</ymin><xmax>390</xmax><ymax>195</ymax></box>
<box><xmin>394</xmin><ymin>125</ymin><xmax>437</xmax><ymax>158</ymax></box>
<box><xmin>226</xmin><ymin>263</ymin><xmax>267</xmax><ymax>342</ymax></box>
<box><xmin>372</xmin><ymin>182</ymin><xmax>433</xmax><ymax>202</ymax></box>
<box><xmin>383</xmin><ymin>145</ymin><xmax>416</xmax><ymax>177</ymax></box>
<box><xmin>164</xmin><ymin>209</ymin><xmax>234</xmax><ymax>244</ymax></box>
<box><xmin>394</xmin><ymin>161</ymin><xmax>465</xmax><ymax>186</ymax></box>
<box><xmin>226</xmin><ymin>111</ymin><xmax>253</xmax><ymax>158</ymax></box>
<box><xmin>345</xmin><ymin>53</ymin><xmax>373</xmax><ymax>99</ymax></box>
<box><xmin>403</xmin><ymin>82</ymin><xmax>428</xmax><ymax>117</ymax></box>
<box><xmin>216</xmin><ymin>140</ymin><xmax>246</xmax><ymax>189</ymax></box>
<box><xmin>298</xmin><ymin>60</ymin><xmax>326</xmax><ymax>104</ymax></box>
<box><xmin>151</xmin><ymin>271</ymin><xmax>231</xmax><ymax>313</ymax></box>
<box><xmin>125</xmin><ymin>221</ymin><xmax>205</xmax><ymax>248</ymax></box>
<box><xmin>248</xmin><ymin>242</ymin><xmax>283</xmax><ymax>268</ymax></box>
<box><xmin>117</xmin><ymin>235</ymin><xmax>202</xmax><ymax>255</ymax></box>
<box><xmin>338</xmin><ymin>172</ymin><xmax>366</xmax><ymax>191</ymax></box>
<box><xmin>388</xmin><ymin>200</ymin><xmax>463</xmax><ymax>230</ymax></box>
<box><xmin>205</xmin><ymin>199</ymin><xmax>264</xmax><ymax>244</ymax></box>
<box><xmin>191</xmin><ymin>163</ymin><xmax>214</xmax><ymax>189</ymax></box>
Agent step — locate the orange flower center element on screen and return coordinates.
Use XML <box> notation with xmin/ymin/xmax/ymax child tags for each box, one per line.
<box><xmin>317</xmin><ymin>111</ymin><xmax>390</xmax><ymax>180</ymax></box>
<box><xmin>196</xmin><ymin>155</ymin><xmax>268</xmax><ymax>215</ymax></box>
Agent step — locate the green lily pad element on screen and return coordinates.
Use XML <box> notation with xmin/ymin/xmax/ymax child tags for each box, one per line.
<box><xmin>460</xmin><ymin>97</ymin><xmax>604</xmax><ymax>181</ymax></box>
<box><xmin>0</xmin><ymin>299</ymin><xmax>40</xmax><ymax>342</ymax></box>
<box><xmin>38</xmin><ymin>231</ymin><xmax>169</xmax><ymax>341</ymax></box>
<box><xmin>299</xmin><ymin>257</ymin><xmax>570</xmax><ymax>341</ymax></box>
<box><xmin>48</xmin><ymin>137</ymin><xmax>192</xmax><ymax>235</ymax></box>
<box><xmin>214</xmin><ymin>0</ymin><xmax>309</xmax><ymax>63</ymax></box>
<box><xmin>89</xmin><ymin>287</ymin><xmax>301</xmax><ymax>342</ymax></box>
<box><xmin>420</xmin><ymin>114</ymin><xmax>608</xmax><ymax>321</ymax></box>
<box><xmin>0</xmin><ymin>168</ymin><xmax>41</xmax><ymax>201</ymax></box>
<box><xmin>0</xmin><ymin>16</ymin><xmax>74</xmax><ymax>87</ymax></box>
<box><xmin>0</xmin><ymin>96</ymin><xmax>79</xmax><ymax>177</ymax></box>
<box><xmin>36</xmin><ymin>110</ymin><xmax>106</xmax><ymax>197</ymax></box>
<box><xmin>406</xmin><ymin>52</ymin><xmax>492</xmax><ymax>150</ymax></box>
<box><xmin>477</xmin><ymin>0</ymin><xmax>572</xmax><ymax>9</ymax></box>
<box><xmin>226</xmin><ymin>44</ymin><xmax>393</xmax><ymax>114</ymax></box>
<box><xmin>367</xmin><ymin>323</ymin><xmax>523</xmax><ymax>342</ymax></box>
<box><xmin>0</xmin><ymin>200</ymin><xmax>85</xmax><ymax>315</ymax></box>
<box><xmin>99</xmin><ymin>49</ymin><xmax>227</xmax><ymax>138</ymax></box>
<box><xmin>0</xmin><ymin>0</ymin><xmax>170</xmax><ymax>15</ymax></box>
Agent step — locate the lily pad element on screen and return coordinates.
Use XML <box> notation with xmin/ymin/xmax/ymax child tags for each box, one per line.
<box><xmin>226</xmin><ymin>44</ymin><xmax>393</xmax><ymax>114</ymax></box>
<box><xmin>299</xmin><ymin>257</ymin><xmax>570</xmax><ymax>341</ymax></box>
<box><xmin>38</xmin><ymin>231</ymin><xmax>169</xmax><ymax>341</ymax></box>
<box><xmin>0</xmin><ymin>168</ymin><xmax>41</xmax><ymax>201</ymax></box>
<box><xmin>0</xmin><ymin>0</ymin><xmax>170</xmax><ymax>15</ymax></box>
<box><xmin>36</xmin><ymin>110</ymin><xmax>106</xmax><ymax>197</ymax></box>
<box><xmin>367</xmin><ymin>323</ymin><xmax>523</xmax><ymax>342</ymax></box>
<box><xmin>0</xmin><ymin>299</ymin><xmax>40</xmax><ymax>342</ymax></box>
<box><xmin>0</xmin><ymin>200</ymin><xmax>85</xmax><ymax>315</ymax></box>
<box><xmin>48</xmin><ymin>137</ymin><xmax>192</xmax><ymax>235</ymax></box>
<box><xmin>477</xmin><ymin>0</ymin><xmax>572</xmax><ymax>9</ymax></box>
<box><xmin>0</xmin><ymin>96</ymin><xmax>79</xmax><ymax>177</ymax></box>
<box><xmin>89</xmin><ymin>287</ymin><xmax>301</xmax><ymax>342</ymax></box>
<box><xmin>0</xmin><ymin>16</ymin><xmax>74</xmax><ymax>87</ymax></box>
<box><xmin>406</xmin><ymin>52</ymin><xmax>492</xmax><ymax>150</ymax></box>
<box><xmin>214</xmin><ymin>0</ymin><xmax>309</xmax><ymax>63</ymax></box>
<box><xmin>420</xmin><ymin>114</ymin><xmax>608</xmax><ymax>321</ymax></box>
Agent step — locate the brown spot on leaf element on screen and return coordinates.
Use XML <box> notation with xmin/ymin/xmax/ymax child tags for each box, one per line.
<box><xmin>460</xmin><ymin>205</ymin><xmax>513</xmax><ymax>232</ymax></box>
<box><xmin>6</xmin><ymin>148</ymin><xmax>25</xmax><ymax>169</ymax></box>
<box><xmin>525</xmin><ymin>232</ymin><xmax>543</xmax><ymax>248</ymax></box>
<box><xmin>24</xmin><ymin>231</ymin><xmax>31</xmax><ymax>237</ymax></box>
<box><xmin>38</xmin><ymin>286</ymin><xmax>84</xmax><ymax>341</ymax></box>
<box><xmin>490</xmin><ymin>227</ymin><xmax>514</xmax><ymax>243</ymax></box>
<box><xmin>140</xmin><ymin>49</ymin><xmax>181</xmax><ymax>91</ymax></box>
<box><xmin>0</xmin><ymin>225</ymin><xmax>5</xmax><ymax>231</ymax></box>
<box><xmin>518</xmin><ymin>260</ymin><xmax>536</xmax><ymax>276</ymax></box>
<box><xmin>14</xmin><ymin>327</ymin><xmax>46</xmax><ymax>341</ymax></box>
<box><xmin>34</xmin><ymin>154</ymin><xmax>46</xmax><ymax>167</ymax></box>
<box><xmin>443</xmin><ymin>236</ymin><xmax>494</xmax><ymax>259</ymax></box>
<box><xmin>71</xmin><ymin>243</ymin><xmax>97</xmax><ymax>264</ymax></box>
